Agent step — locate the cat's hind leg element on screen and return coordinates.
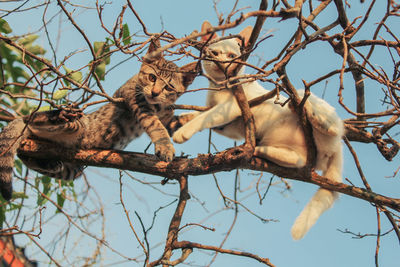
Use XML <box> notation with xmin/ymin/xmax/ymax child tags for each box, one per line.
<box><xmin>254</xmin><ymin>145</ymin><xmax>307</xmax><ymax>168</ymax></box>
<box><xmin>20</xmin><ymin>156</ymin><xmax>84</xmax><ymax>180</ymax></box>
<box><xmin>26</xmin><ymin>109</ymin><xmax>85</xmax><ymax>145</ymax></box>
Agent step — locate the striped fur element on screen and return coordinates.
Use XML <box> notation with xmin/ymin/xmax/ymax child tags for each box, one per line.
<box><xmin>0</xmin><ymin>40</ymin><xmax>197</xmax><ymax>200</ymax></box>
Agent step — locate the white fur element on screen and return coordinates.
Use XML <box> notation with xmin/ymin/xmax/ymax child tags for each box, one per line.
<box><xmin>172</xmin><ymin>28</ymin><xmax>344</xmax><ymax>240</ymax></box>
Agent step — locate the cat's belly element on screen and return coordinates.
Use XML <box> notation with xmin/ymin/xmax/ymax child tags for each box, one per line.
<box><xmin>80</xmin><ymin>117</ymin><xmax>145</xmax><ymax>150</ymax></box>
<box><xmin>114</xmin><ymin>130</ymin><xmax>145</xmax><ymax>150</ymax></box>
<box><xmin>257</xmin><ymin>115</ymin><xmax>307</xmax><ymax>149</ymax></box>
<box><xmin>111</xmin><ymin>127</ymin><xmax>144</xmax><ymax>150</ymax></box>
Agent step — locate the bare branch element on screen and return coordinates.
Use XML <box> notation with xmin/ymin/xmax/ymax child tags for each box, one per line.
<box><xmin>17</xmin><ymin>139</ymin><xmax>400</xmax><ymax>212</ymax></box>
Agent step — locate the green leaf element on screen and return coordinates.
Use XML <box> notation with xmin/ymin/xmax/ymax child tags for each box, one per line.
<box><xmin>94</xmin><ymin>41</ymin><xmax>105</xmax><ymax>55</ymax></box>
<box><xmin>53</xmin><ymin>89</ymin><xmax>69</xmax><ymax>100</ymax></box>
<box><xmin>37</xmin><ymin>176</ymin><xmax>51</xmax><ymax>206</ymax></box>
<box><xmin>35</xmin><ymin>176</ymin><xmax>40</xmax><ymax>188</ymax></box>
<box><xmin>42</xmin><ymin>176</ymin><xmax>51</xmax><ymax>195</ymax></box>
<box><xmin>10</xmin><ymin>66</ymin><xmax>31</xmax><ymax>81</ymax></box>
<box><xmin>27</xmin><ymin>45</ymin><xmax>46</xmax><ymax>55</ymax></box>
<box><xmin>62</xmin><ymin>65</ymin><xmax>83</xmax><ymax>84</ymax></box>
<box><xmin>14</xmin><ymin>159</ymin><xmax>23</xmax><ymax>176</ymax></box>
<box><xmin>11</xmin><ymin>192</ymin><xmax>29</xmax><ymax>200</ymax></box>
<box><xmin>0</xmin><ymin>18</ymin><xmax>12</xmax><ymax>34</ymax></box>
<box><xmin>93</xmin><ymin>41</ymin><xmax>110</xmax><ymax>64</ymax></box>
<box><xmin>0</xmin><ymin>206</ymin><xmax>5</xmax><ymax>228</ymax></box>
<box><xmin>42</xmin><ymin>175</ymin><xmax>51</xmax><ymax>185</ymax></box>
<box><xmin>37</xmin><ymin>194</ymin><xmax>46</xmax><ymax>206</ymax></box>
<box><xmin>95</xmin><ymin>61</ymin><xmax>106</xmax><ymax>80</ymax></box>
<box><xmin>9</xmin><ymin>203</ymin><xmax>22</xmax><ymax>210</ymax></box>
<box><xmin>61</xmin><ymin>179</ymin><xmax>73</xmax><ymax>187</ymax></box>
<box><xmin>36</xmin><ymin>105</ymin><xmax>51</xmax><ymax>112</ymax></box>
<box><xmin>18</xmin><ymin>34</ymin><xmax>39</xmax><ymax>46</ymax></box>
<box><xmin>70</xmin><ymin>71</ymin><xmax>83</xmax><ymax>83</ymax></box>
<box><xmin>122</xmin><ymin>23</ymin><xmax>131</xmax><ymax>45</ymax></box>
<box><xmin>56</xmin><ymin>192</ymin><xmax>66</xmax><ymax>213</ymax></box>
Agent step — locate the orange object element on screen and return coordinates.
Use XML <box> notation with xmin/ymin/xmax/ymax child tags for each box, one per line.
<box><xmin>0</xmin><ymin>239</ymin><xmax>25</xmax><ymax>267</ymax></box>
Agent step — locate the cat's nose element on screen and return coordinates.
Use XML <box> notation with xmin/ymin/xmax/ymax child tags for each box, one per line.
<box><xmin>151</xmin><ymin>91</ymin><xmax>160</xmax><ymax>97</ymax></box>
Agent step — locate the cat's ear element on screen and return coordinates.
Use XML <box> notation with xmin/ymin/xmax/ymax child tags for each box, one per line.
<box><xmin>201</xmin><ymin>21</ymin><xmax>218</xmax><ymax>43</ymax></box>
<box><xmin>238</xmin><ymin>26</ymin><xmax>253</xmax><ymax>47</ymax></box>
<box><xmin>144</xmin><ymin>37</ymin><xmax>162</xmax><ymax>63</ymax></box>
<box><xmin>179</xmin><ymin>61</ymin><xmax>199</xmax><ymax>88</ymax></box>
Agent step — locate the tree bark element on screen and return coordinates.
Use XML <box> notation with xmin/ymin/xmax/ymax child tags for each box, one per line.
<box><xmin>17</xmin><ymin>138</ymin><xmax>400</xmax><ymax>212</ymax></box>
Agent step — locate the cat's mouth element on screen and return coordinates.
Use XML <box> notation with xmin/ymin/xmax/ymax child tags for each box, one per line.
<box><xmin>204</xmin><ymin>63</ymin><xmax>236</xmax><ymax>81</ymax></box>
<box><xmin>145</xmin><ymin>95</ymin><xmax>160</xmax><ymax>104</ymax></box>
<box><xmin>145</xmin><ymin>94</ymin><xmax>169</xmax><ymax>105</ymax></box>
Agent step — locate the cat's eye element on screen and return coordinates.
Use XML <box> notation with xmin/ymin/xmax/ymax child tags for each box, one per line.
<box><xmin>210</xmin><ymin>50</ymin><xmax>219</xmax><ymax>57</ymax></box>
<box><xmin>227</xmin><ymin>53</ymin><xmax>237</xmax><ymax>59</ymax></box>
<box><xmin>148</xmin><ymin>73</ymin><xmax>157</xmax><ymax>82</ymax></box>
<box><xmin>165</xmin><ymin>84</ymin><xmax>175</xmax><ymax>91</ymax></box>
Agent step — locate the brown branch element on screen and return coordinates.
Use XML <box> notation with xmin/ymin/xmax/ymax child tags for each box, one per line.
<box><xmin>143</xmin><ymin>8</ymin><xmax>299</xmax><ymax>61</ymax></box>
<box><xmin>333</xmin><ymin>0</ymin><xmax>356</xmax><ymax>34</ymax></box>
<box><xmin>126</xmin><ymin>0</ymin><xmax>152</xmax><ymax>36</ymax></box>
<box><xmin>162</xmin><ymin>175</ymin><xmax>188</xmax><ymax>265</ymax></box>
<box><xmin>0</xmin><ymin>114</ymin><xmax>15</xmax><ymax>122</ymax></box>
<box><xmin>345</xmin><ymin>122</ymin><xmax>400</xmax><ymax>161</ymax></box>
<box><xmin>226</xmin><ymin>0</ymin><xmax>269</xmax><ymax>151</ymax></box>
<box><xmin>0</xmin><ymin>33</ymin><xmax>118</xmax><ymax>104</ymax></box>
<box><xmin>56</xmin><ymin>0</ymin><xmax>106</xmax><ymax>95</ymax></box>
<box><xmin>351</xmin><ymin>39</ymin><xmax>400</xmax><ymax>48</ymax></box>
<box><xmin>231</xmin><ymin>84</ymin><xmax>256</xmax><ymax>150</ymax></box>
<box><xmin>149</xmin><ymin>175</ymin><xmax>189</xmax><ymax>267</ymax></box>
<box><xmin>293</xmin><ymin>0</ymin><xmax>333</xmax><ymax>45</ymax></box>
<box><xmin>119</xmin><ymin>172</ymin><xmax>148</xmax><ymax>263</ymax></box>
<box><xmin>244</xmin><ymin>0</ymin><xmax>268</xmax><ymax>63</ymax></box>
<box><xmin>173</xmin><ymin>240</ymin><xmax>275</xmax><ymax>267</ymax></box>
<box><xmin>16</xmin><ymin>139</ymin><xmax>400</xmax><ymax>212</ymax></box>
<box><xmin>276</xmin><ymin>67</ymin><xmax>317</xmax><ymax>172</ymax></box>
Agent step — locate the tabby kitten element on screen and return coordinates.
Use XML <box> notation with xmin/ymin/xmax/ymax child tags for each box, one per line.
<box><xmin>0</xmin><ymin>39</ymin><xmax>197</xmax><ymax>200</ymax></box>
<box><xmin>173</xmin><ymin>21</ymin><xmax>344</xmax><ymax>240</ymax></box>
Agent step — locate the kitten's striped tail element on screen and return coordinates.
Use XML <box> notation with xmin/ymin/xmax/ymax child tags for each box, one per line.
<box><xmin>291</xmin><ymin>148</ymin><xmax>342</xmax><ymax>240</ymax></box>
<box><xmin>0</xmin><ymin>119</ymin><xmax>29</xmax><ymax>200</ymax></box>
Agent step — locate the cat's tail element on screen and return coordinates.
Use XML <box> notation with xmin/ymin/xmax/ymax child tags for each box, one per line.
<box><xmin>0</xmin><ymin>118</ymin><xmax>29</xmax><ymax>200</ymax></box>
<box><xmin>291</xmin><ymin>148</ymin><xmax>342</xmax><ymax>240</ymax></box>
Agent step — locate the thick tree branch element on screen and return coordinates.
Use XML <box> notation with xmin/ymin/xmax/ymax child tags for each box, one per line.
<box><xmin>149</xmin><ymin>175</ymin><xmax>190</xmax><ymax>267</ymax></box>
<box><xmin>17</xmin><ymin>139</ymin><xmax>400</xmax><ymax>212</ymax></box>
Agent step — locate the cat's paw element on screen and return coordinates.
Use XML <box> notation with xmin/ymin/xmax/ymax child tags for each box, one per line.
<box><xmin>168</xmin><ymin>112</ymin><xmax>199</xmax><ymax>135</ymax></box>
<box><xmin>172</xmin><ymin>127</ymin><xmax>193</xmax><ymax>144</ymax></box>
<box><xmin>155</xmin><ymin>142</ymin><xmax>175</xmax><ymax>162</ymax></box>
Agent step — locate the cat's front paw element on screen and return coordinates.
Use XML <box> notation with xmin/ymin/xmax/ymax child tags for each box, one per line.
<box><xmin>172</xmin><ymin>127</ymin><xmax>193</xmax><ymax>144</ymax></box>
<box><xmin>155</xmin><ymin>142</ymin><xmax>175</xmax><ymax>162</ymax></box>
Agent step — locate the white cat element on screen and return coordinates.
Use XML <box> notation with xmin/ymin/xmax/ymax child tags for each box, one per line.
<box><xmin>173</xmin><ymin>21</ymin><xmax>344</xmax><ymax>240</ymax></box>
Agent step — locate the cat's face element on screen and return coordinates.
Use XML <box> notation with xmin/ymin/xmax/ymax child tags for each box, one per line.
<box><xmin>200</xmin><ymin>21</ymin><xmax>252</xmax><ymax>82</ymax></box>
<box><xmin>139</xmin><ymin>60</ymin><xmax>182</xmax><ymax>105</ymax></box>
<box><xmin>202</xmin><ymin>39</ymin><xmax>242</xmax><ymax>81</ymax></box>
<box><xmin>139</xmin><ymin>40</ymin><xmax>197</xmax><ymax>105</ymax></box>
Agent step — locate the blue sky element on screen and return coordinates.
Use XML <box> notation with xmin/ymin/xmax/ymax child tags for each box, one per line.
<box><xmin>1</xmin><ymin>1</ymin><xmax>399</xmax><ymax>266</ymax></box>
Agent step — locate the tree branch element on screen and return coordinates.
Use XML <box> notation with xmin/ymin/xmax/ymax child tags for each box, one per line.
<box><xmin>173</xmin><ymin>240</ymin><xmax>275</xmax><ymax>267</ymax></box>
<box><xmin>17</xmin><ymin>139</ymin><xmax>400</xmax><ymax>212</ymax></box>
